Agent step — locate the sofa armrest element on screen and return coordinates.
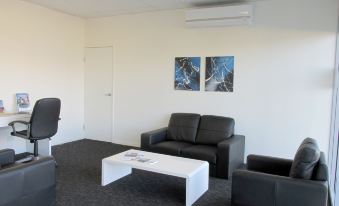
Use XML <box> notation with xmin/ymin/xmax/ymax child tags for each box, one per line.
<box><xmin>247</xmin><ymin>155</ymin><xmax>293</xmax><ymax>176</ymax></box>
<box><xmin>0</xmin><ymin>149</ymin><xmax>15</xmax><ymax>167</ymax></box>
<box><xmin>141</xmin><ymin>127</ymin><xmax>167</xmax><ymax>151</ymax></box>
<box><xmin>232</xmin><ymin>170</ymin><xmax>328</xmax><ymax>206</ymax></box>
<box><xmin>217</xmin><ymin>135</ymin><xmax>245</xmax><ymax>179</ymax></box>
<box><xmin>0</xmin><ymin>156</ymin><xmax>56</xmax><ymax>206</ymax></box>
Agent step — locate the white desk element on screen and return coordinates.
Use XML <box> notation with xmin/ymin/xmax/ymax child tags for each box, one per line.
<box><xmin>0</xmin><ymin>113</ymin><xmax>51</xmax><ymax>156</ymax></box>
<box><xmin>0</xmin><ymin>113</ymin><xmax>30</xmax><ymax>127</ymax></box>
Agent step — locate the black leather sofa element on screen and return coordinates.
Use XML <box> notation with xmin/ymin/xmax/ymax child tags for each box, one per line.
<box><xmin>232</xmin><ymin>138</ymin><xmax>328</xmax><ymax>206</ymax></box>
<box><xmin>141</xmin><ymin>113</ymin><xmax>245</xmax><ymax>179</ymax></box>
<box><xmin>0</xmin><ymin>149</ymin><xmax>56</xmax><ymax>206</ymax></box>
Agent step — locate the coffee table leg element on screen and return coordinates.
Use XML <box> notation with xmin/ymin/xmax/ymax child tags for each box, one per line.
<box><xmin>102</xmin><ymin>161</ymin><xmax>132</xmax><ymax>186</ymax></box>
<box><xmin>186</xmin><ymin>165</ymin><xmax>209</xmax><ymax>206</ymax></box>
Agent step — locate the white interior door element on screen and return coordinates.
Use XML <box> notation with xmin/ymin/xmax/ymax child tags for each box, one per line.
<box><xmin>84</xmin><ymin>47</ymin><xmax>113</xmax><ymax>142</ymax></box>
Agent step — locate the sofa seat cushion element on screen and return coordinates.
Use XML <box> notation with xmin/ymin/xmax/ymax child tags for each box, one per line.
<box><xmin>196</xmin><ymin>115</ymin><xmax>235</xmax><ymax>145</ymax></box>
<box><xmin>290</xmin><ymin>138</ymin><xmax>320</xmax><ymax>180</ymax></box>
<box><xmin>181</xmin><ymin>145</ymin><xmax>217</xmax><ymax>164</ymax></box>
<box><xmin>149</xmin><ymin>141</ymin><xmax>193</xmax><ymax>156</ymax></box>
<box><xmin>167</xmin><ymin>113</ymin><xmax>201</xmax><ymax>143</ymax></box>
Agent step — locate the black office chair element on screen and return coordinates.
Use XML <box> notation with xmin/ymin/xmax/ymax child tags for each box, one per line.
<box><xmin>9</xmin><ymin>98</ymin><xmax>61</xmax><ymax>157</ymax></box>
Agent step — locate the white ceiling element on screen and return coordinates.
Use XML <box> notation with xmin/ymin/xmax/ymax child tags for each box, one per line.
<box><xmin>23</xmin><ymin>0</ymin><xmax>258</xmax><ymax>18</ymax></box>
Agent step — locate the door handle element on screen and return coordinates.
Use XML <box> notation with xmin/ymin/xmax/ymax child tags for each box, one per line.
<box><xmin>104</xmin><ymin>93</ymin><xmax>112</xmax><ymax>96</ymax></box>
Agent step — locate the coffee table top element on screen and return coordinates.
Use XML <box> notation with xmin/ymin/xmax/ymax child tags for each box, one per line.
<box><xmin>102</xmin><ymin>149</ymin><xmax>209</xmax><ymax>178</ymax></box>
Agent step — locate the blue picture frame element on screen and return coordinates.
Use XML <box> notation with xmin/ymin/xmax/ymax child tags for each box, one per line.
<box><xmin>205</xmin><ymin>56</ymin><xmax>234</xmax><ymax>92</ymax></box>
<box><xmin>174</xmin><ymin>57</ymin><xmax>201</xmax><ymax>91</ymax></box>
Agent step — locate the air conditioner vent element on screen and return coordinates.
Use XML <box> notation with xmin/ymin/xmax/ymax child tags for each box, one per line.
<box><xmin>185</xmin><ymin>4</ymin><xmax>254</xmax><ymax>27</ymax></box>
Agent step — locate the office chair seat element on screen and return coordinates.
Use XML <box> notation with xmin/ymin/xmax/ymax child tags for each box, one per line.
<box><xmin>11</xmin><ymin>130</ymin><xmax>28</xmax><ymax>137</ymax></box>
<box><xmin>11</xmin><ymin>130</ymin><xmax>45</xmax><ymax>141</ymax></box>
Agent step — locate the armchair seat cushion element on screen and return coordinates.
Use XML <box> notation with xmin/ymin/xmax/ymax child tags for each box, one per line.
<box><xmin>181</xmin><ymin>145</ymin><xmax>217</xmax><ymax>164</ymax></box>
<box><xmin>149</xmin><ymin>141</ymin><xmax>193</xmax><ymax>156</ymax></box>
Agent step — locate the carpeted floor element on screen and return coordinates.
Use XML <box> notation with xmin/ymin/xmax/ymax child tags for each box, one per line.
<box><xmin>52</xmin><ymin>139</ymin><xmax>231</xmax><ymax>206</ymax></box>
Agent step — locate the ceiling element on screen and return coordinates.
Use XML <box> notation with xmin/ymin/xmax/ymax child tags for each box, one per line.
<box><xmin>23</xmin><ymin>0</ymin><xmax>259</xmax><ymax>18</ymax></box>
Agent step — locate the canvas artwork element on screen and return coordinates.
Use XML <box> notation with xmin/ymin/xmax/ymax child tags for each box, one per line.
<box><xmin>16</xmin><ymin>93</ymin><xmax>30</xmax><ymax>113</ymax></box>
<box><xmin>205</xmin><ymin>56</ymin><xmax>234</xmax><ymax>92</ymax></box>
<box><xmin>174</xmin><ymin>57</ymin><xmax>201</xmax><ymax>91</ymax></box>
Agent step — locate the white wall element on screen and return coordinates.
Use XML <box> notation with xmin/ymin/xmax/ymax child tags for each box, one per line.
<box><xmin>85</xmin><ymin>0</ymin><xmax>338</xmax><ymax>159</ymax></box>
<box><xmin>0</xmin><ymin>0</ymin><xmax>85</xmax><ymax>153</ymax></box>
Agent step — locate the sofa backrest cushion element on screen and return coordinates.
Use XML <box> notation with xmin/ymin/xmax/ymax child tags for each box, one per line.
<box><xmin>0</xmin><ymin>149</ymin><xmax>15</xmax><ymax>167</ymax></box>
<box><xmin>312</xmin><ymin>152</ymin><xmax>328</xmax><ymax>181</ymax></box>
<box><xmin>196</xmin><ymin>115</ymin><xmax>235</xmax><ymax>145</ymax></box>
<box><xmin>166</xmin><ymin>113</ymin><xmax>200</xmax><ymax>143</ymax></box>
<box><xmin>290</xmin><ymin>138</ymin><xmax>320</xmax><ymax>180</ymax></box>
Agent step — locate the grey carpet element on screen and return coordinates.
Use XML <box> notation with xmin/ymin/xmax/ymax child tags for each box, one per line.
<box><xmin>53</xmin><ymin>139</ymin><xmax>231</xmax><ymax>206</ymax></box>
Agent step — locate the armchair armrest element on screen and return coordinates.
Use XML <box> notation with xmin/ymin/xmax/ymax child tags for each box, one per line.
<box><xmin>232</xmin><ymin>170</ymin><xmax>328</xmax><ymax>206</ymax></box>
<box><xmin>0</xmin><ymin>156</ymin><xmax>56</xmax><ymax>206</ymax></box>
<box><xmin>217</xmin><ymin>134</ymin><xmax>245</xmax><ymax>179</ymax></box>
<box><xmin>141</xmin><ymin>127</ymin><xmax>167</xmax><ymax>151</ymax></box>
<box><xmin>247</xmin><ymin>155</ymin><xmax>293</xmax><ymax>176</ymax></box>
<box><xmin>0</xmin><ymin>149</ymin><xmax>15</xmax><ymax>167</ymax></box>
<box><xmin>8</xmin><ymin>121</ymin><xmax>30</xmax><ymax>139</ymax></box>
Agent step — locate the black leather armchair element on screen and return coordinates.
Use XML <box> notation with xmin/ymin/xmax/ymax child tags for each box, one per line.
<box><xmin>141</xmin><ymin>113</ymin><xmax>245</xmax><ymax>179</ymax></box>
<box><xmin>232</xmin><ymin>138</ymin><xmax>328</xmax><ymax>206</ymax></box>
<box><xmin>0</xmin><ymin>149</ymin><xmax>56</xmax><ymax>206</ymax></box>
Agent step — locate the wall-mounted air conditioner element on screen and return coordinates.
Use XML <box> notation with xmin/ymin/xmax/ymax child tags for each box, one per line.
<box><xmin>185</xmin><ymin>4</ymin><xmax>254</xmax><ymax>27</ymax></box>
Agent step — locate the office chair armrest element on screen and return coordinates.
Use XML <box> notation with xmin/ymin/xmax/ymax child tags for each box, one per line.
<box><xmin>8</xmin><ymin>121</ymin><xmax>31</xmax><ymax>139</ymax></box>
<box><xmin>8</xmin><ymin>121</ymin><xmax>30</xmax><ymax>126</ymax></box>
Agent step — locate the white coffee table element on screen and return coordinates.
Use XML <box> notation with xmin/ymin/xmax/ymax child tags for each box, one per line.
<box><xmin>102</xmin><ymin>149</ymin><xmax>209</xmax><ymax>206</ymax></box>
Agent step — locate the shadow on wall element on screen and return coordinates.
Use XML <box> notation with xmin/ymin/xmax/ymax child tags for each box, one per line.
<box><xmin>286</xmin><ymin>68</ymin><xmax>335</xmax><ymax>91</ymax></box>
<box><xmin>316</xmin><ymin>68</ymin><xmax>336</xmax><ymax>90</ymax></box>
<box><xmin>253</xmin><ymin>0</ymin><xmax>337</xmax><ymax>33</ymax></box>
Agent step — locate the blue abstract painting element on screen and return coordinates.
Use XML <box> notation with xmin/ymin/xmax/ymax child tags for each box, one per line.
<box><xmin>175</xmin><ymin>57</ymin><xmax>200</xmax><ymax>91</ymax></box>
<box><xmin>205</xmin><ymin>56</ymin><xmax>234</xmax><ymax>92</ymax></box>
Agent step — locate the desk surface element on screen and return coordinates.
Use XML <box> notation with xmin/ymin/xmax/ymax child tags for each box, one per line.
<box><xmin>0</xmin><ymin>113</ymin><xmax>31</xmax><ymax>127</ymax></box>
<box><xmin>0</xmin><ymin>113</ymin><xmax>30</xmax><ymax>117</ymax></box>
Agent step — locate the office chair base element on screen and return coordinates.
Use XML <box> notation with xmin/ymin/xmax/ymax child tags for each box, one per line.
<box><xmin>33</xmin><ymin>140</ymin><xmax>38</xmax><ymax>157</ymax></box>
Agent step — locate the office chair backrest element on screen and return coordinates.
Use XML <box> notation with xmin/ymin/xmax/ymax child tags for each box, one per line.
<box><xmin>30</xmin><ymin>98</ymin><xmax>61</xmax><ymax>140</ymax></box>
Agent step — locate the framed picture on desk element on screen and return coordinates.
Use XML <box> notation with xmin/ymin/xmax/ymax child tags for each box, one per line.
<box><xmin>16</xmin><ymin>93</ymin><xmax>30</xmax><ymax>113</ymax></box>
<box><xmin>0</xmin><ymin>100</ymin><xmax>4</xmax><ymax>113</ymax></box>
